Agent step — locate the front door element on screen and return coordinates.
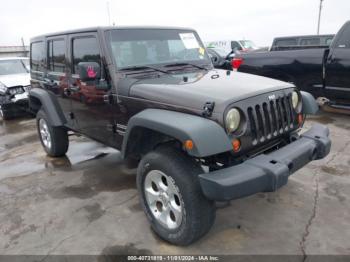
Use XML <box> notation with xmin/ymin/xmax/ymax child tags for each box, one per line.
<box><xmin>68</xmin><ymin>33</ymin><xmax>119</xmax><ymax>147</ymax></box>
<box><xmin>324</xmin><ymin>25</ymin><xmax>350</xmax><ymax>101</ymax></box>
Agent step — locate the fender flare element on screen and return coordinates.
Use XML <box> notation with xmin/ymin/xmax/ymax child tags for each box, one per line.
<box><xmin>301</xmin><ymin>91</ymin><xmax>319</xmax><ymax>115</ymax></box>
<box><xmin>121</xmin><ymin>109</ymin><xmax>232</xmax><ymax>158</ymax></box>
<box><xmin>29</xmin><ymin>88</ymin><xmax>67</xmax><ymax>126</ymax></box>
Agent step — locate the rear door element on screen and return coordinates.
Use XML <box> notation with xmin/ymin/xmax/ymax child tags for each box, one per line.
<box><xmin>325</xmin><ymin>24</ymin><xmax>350</xmax><ymax>100</ymax></box>
<box><xmin>68</xmin><ymin>32</ymin><xmax>118</xmax><ymax>146</ymax></box>
<box><xmin>45</xmin><ymin>36</ymin><xmax>74</xmax><ymax>127</ymax></box>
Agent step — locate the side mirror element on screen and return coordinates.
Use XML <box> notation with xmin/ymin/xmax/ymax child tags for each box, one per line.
<box><xmin>78</xmin><ymin>62</ymin><xmax>101</xmax><ymax>82</ymax></box>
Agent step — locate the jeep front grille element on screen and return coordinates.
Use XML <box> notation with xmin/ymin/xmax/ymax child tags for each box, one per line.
<box><xmin>247</xmin><ymin>94</ymin><xmax>296</xmax><ymax>145</ymax></box>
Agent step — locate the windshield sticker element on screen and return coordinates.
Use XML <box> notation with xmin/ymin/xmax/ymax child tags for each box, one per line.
<box><xmin>199</xmin><ymin>47</ymin><xmax>205</xmax><ymax>55</ymax></box>
<box><xmin>179</xmin><ymin>33</ymin><xmax>200</xmax><ymax>49</ymax></box>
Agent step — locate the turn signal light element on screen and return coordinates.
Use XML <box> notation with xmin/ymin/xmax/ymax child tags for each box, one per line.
<box><xmin>184</xmin><ymin>140</ymin><xmax>194</xmax><ymax>150</ymax></box>
<box><xmin>232</xmin><ymin>139</ymin><xmax>241</xmax><ymax>152</ymax></box>
<box><xmin>298</xmin><ymin>114</ymin><xmax>303</xmax><ymax>125</ymax></box>
<box><xmin>231</xmin><ymin>58</ymin><xmax>243</xmax><ymax>71</ymax></box>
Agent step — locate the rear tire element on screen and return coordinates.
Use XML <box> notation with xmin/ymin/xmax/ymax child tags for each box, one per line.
<box><xmin>137</xmin><ymin>146</ymin><xmax>215</xmax><ymax>245</ymax></box>
<box><xmin>0</xmin><ymin>105</ymin><xmax>12</xmax><ymax>120</ymax></box>
<box><xmin>36</xmin><ymin>109</ymin><xmax>69</xmax><ymax>157</ymax></box>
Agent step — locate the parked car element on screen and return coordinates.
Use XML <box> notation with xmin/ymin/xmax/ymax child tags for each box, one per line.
<box><xmin>29</xmin><ymin>26</ymin><xmax>331</xmax><ymax>245</ymax></box>
<box><xmin>271</xmin><ymin>34</ymin><xmax>335</xmax><ymax>51</ymax></box>
<box><xmin>206</xmin><ymin>47</ymin><xmax>232</xmax><ymax>70</ymax></box>
<box><xmin>233</xmin><ymin>21</ymin><xmax>350</xmax><ymax>105</ymax></box>
<box><xmin>206</xmin><ymin>40</ymin><xmax>259</xmax><ymax>55</ymax></box>
<box><xmin>0</xmin><ymin>57</ymin><xmax>30</xmax><ymax>120</ymax></box>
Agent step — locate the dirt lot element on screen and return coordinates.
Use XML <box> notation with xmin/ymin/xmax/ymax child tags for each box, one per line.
<box><xmin>0</xmin><ymin>111</ymin><xmax>349</xmax><ymax>257</ymax></box>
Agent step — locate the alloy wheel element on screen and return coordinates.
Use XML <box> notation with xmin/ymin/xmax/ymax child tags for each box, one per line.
<box><xmin>39</xmin><ymin>118</ymin><xmax>52</xmax><ymax>150</ymax></box>
<box><xmin>144</xmin><ymin>170</ymin><xmax>183</xmax><ymax>230</ymax></box>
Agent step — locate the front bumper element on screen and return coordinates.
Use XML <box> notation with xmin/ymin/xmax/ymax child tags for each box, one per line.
<box><xmin>199</xmin><ymin>124</ymin><xmax>331</xmax><ymax>201</ymax></box>
<box><xmin>1</xmin><ymin>93</ymin><xmax>29</xmax><ymax>116</ymax></box>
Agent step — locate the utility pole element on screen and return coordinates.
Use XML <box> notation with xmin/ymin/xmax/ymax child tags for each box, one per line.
<box><xmin>107</xmin><ymin>1</ymin><xmax>111</xmax><ymax>26</ymax></box>
<box><xmin>317</xmin><ymin>0</ymin><xmax>324</xmax><ymax>35</ymax></box>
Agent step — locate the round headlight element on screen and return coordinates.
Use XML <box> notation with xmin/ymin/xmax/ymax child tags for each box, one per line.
<box><xmin>225</xmin><ymin>108</ymin><xmax>241</xmax><ymax>133</ymax></box>
<box><xmin>292</xmin><ymin>91</ymin><xmax>299</xmax><ymax>109</ymax></box>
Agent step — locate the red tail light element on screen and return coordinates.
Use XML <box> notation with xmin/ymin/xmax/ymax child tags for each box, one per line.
<box><xmin>231</xmin><ymin>58</ymin><xmax>243</xmax><ymax>71</ymax></box>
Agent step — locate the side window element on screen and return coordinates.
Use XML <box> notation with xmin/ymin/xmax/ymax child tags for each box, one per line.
<box><xmin>275</xmin><ymin>39</ymin><xmax>297</xmax><ymax>46</ymax></box>
<box><xmin>336</xmin><ymin>26</ymin><xmax>350</xmax><ymax>48</ymax></box>
<box><xmin>72</xmin><ymin>37</ymin><xmax>100</xmax><ymax>74</ymax></box>
<box><xmin>30</xmin><ymin>41</ymin><xmax>44</xmax><ymax>71</ymax></box>
<box><xmin>300</xmin><ymin>38</ymin><xmax>320</xmax><ymax>46</ymax></box>
<box><xmin>48</xmin><ymin>39</ymin><xmax>66</xmax><ymax>72</ymax></box>
<box><xmin>325</xmin><ymin>38</ymin><xmax>333</xmax><ymax>46</ymax></box>
<box><xmin>231</xmin><ymin>41</ymin><xmax>242</xmax><ymax>50</ymax></box>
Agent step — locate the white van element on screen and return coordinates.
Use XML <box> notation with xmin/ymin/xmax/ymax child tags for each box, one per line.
<box><xmin>206</xmin><ymin>40</ymin><xmax>259</xmax><ymax>55</ymax></box>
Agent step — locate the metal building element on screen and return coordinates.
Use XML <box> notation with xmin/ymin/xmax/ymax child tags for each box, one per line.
<box><xmin>0</xmin><ymin>46</ymin><xmax>29</xmax><ymax>58</ymax></box>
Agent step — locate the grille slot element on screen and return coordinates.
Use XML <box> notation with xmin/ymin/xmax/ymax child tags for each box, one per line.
<box><xmin>247</xmin><ymin>94</ymin><xmax>296</xmax><ymax>144</ymax></box>
<box><xmin>262</xmin><ymin>103</ymin><xmax>272</xmax><ymax>138</ymax></box>
<box><xmin>247</xmin><ymin>107</ymin><xmax>257</xmax><ymax>144</ymax></box>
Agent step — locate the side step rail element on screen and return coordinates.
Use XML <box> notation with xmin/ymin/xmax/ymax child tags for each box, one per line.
<box><xmin>316</xmin><ymin>97</ymin><xmax>350</xmax><ymax>115</ymax></box>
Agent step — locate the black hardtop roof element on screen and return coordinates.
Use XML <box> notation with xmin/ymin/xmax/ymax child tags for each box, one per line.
<box><xmin>30</xmin><ymin>26</ymin><xmax>195</xmax><ymax>42</ymax></box>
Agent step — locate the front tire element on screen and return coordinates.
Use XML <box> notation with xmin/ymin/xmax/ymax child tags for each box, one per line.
<box><xmin>36</xmin><ymin>109</ymin><xmax>69</xmax><ymax>157</ymax></box>
<box><xmin>137</xmin><ymin>146</ymin><xmax>215</xmax><ymax>245</ymax></box>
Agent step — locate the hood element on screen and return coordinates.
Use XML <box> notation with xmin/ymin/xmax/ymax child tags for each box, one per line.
<box><xmin>0</xmin><ymin>73</ymin><xmax>30</xmax><ymax>87</ymax></box>
<box><xmin>128</xmin><ymin>69</ymin><xmax>294</xmax><ymax>113</ymax></box>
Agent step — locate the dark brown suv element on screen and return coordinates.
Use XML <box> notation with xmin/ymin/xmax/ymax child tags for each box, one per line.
<box><xmin>29</xmin><ymin>26</ymin><xmax>331</xmax><ymax>245</ymax></box>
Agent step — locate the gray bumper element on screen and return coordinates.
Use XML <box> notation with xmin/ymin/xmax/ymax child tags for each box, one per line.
<box><xmin>199</xmin><ymin>124</ymin><xmax>331</xmax><ymax>201</ymax></box>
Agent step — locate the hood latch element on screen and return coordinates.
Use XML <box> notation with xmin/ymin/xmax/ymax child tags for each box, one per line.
<box><xmin>202</xmin><ymin>101</ymin><xmax>215</xmax><ymax>117</ymax></box>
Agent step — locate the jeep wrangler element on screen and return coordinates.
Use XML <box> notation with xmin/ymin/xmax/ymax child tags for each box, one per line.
<box><xmin>29</xmin><ymin>27</ymin><xmax>331</xmax><ymax>245</ymax></box>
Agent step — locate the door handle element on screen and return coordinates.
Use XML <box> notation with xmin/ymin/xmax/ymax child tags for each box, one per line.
<box><xmin>103</xmin><ymin>94</ymin><xmax>118</xmax><ymax>104</ymax></box>
<box><xmin>328</xmin><ymin>56</ymin><xmax>336</xmax><ymax>63</ymax></box>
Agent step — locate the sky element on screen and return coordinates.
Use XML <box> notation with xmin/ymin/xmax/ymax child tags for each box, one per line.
<box><xmin>0</xmin><ymin>0</ymin><xmax>349</xmax><ymax>47</ymax></box>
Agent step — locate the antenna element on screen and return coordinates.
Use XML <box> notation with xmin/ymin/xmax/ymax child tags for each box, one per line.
<box><xmin>21</xmin><ymin>37</ymin><xmax>27</xmax><ymax>57</ymax></box>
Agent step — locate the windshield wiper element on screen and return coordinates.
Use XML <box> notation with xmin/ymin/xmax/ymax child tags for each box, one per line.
<box><xmin>164</xmin><ymin>62</ymin><xmax>209</xmax><ymax>70</ymax></box>
<box><xmin>119</xmin><ymin>65</ymin><xmax>169</xmax><ymax>74</ymax></box>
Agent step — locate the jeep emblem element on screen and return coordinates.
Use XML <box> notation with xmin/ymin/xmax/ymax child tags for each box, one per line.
<box><xmin>268</xmin><ymin>94</ymin><xmax>276</xmax><ymax>100</ymax></box>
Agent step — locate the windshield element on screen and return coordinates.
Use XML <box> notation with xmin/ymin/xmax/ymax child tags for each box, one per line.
<box><xmin>239</xmin><ymin>40</ymin><xmax>258</xmax><ymax>49</ymax></box>
<box><xmin>0</xmin><ymin>59</ymin><xmax>29</xmax><ymax>75</ymax></box>
<box><xmin>106</xmin><ymin>29</ymin><xmax>210</xmax><ymax>69</ymax></box>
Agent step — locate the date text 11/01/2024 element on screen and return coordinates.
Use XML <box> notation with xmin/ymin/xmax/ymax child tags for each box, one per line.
<box><xmin>127</xmin><ymin>255</ymin><xmax>219</xmax><ymax>261</ymax></box>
